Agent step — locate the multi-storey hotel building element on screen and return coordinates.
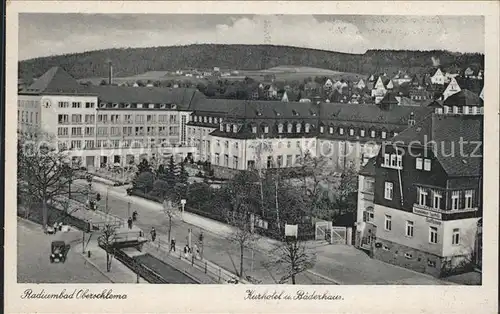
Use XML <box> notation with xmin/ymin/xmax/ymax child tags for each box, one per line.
<box><xmin>18</xmin><ymin>67</ymin><xmax>203</xmax><ymax>168</ymax></box>
<box><xmin>355</xmin><ymin>90</ymin><xmax>484</xmax><ymax>276</ymax></box>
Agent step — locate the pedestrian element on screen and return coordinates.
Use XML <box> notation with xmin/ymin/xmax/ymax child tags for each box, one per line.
<box><xmin>183</xmin><ymin>244</ymin><xmax>190</xmax><ymax>259</ymax></box>
<box><xmin>170</xmin><ymin>238</ymin><xmax>176</xmax><ymax>252</ymax></box>
<box><xmin>150</xmin><ymin>227</ymin><xmax>157</xmax><ymax>242</ymax></box>
<box><xmin>127</xmin><ymin>217</ymin><xmax>133</xmax><ymax>229</ymax></box>
<box><xmin>193</xmin><ymin>244</ymin><xmax>200</xmax><ymax>259</ymax></box>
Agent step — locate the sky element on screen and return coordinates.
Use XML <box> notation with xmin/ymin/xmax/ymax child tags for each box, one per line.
<box><xmin>18</xmin><ymin>14</ymin><xmax>484</xmax><ymax>60</ymax></box>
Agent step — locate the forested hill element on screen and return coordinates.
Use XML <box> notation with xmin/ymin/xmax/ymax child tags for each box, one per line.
<box><xmin>18</xmin><ymin>44</ymin><xmax>484</xmax><ymax>81</ymax></box>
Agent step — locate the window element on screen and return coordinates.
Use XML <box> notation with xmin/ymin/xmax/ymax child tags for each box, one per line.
<box><xmin>406</xmin><ymin>221</ymin><xmax>414</xmax><ymax>237</ymax></box>
<box><xmin>296</xmin><ymin>123</ymin><xmax>301</xmax><ymax>133</ymax></box>
<box><xmin>85</xmin><ymin>127</ymin><xmax>94</xmax><ymax>136</ymax></box>
<box><xmin>57</xmin><ymin>127</ymin><xmax>68</xmax><ymax>136</ymax></box>
<box><xmin>339</xmin><ymin>128</ymin><xmax>344</xmax><ymax>135</ymax></box>
<box><xmin>215</xmin><ymin>153</ymin><xmax>220</xmax><ymax>165</ymax></box>
<box><xmin>224</xmin><ymin>141</ymin><xmax>229</xmax><ymax>149</ymax></box>
<box><xmin>384</xmin><ymin>215</ymin><xmax>392</xmax><ymax>231</ymax></box>
<box><xmin>84</xmin><ymin>140</ymin><xmax>94</xmax><ymax>149</ymax></box>
<box><xmin>384</xmin><ymin>153</ymin><xmax>390</xmax><ymax>167</ymax></box>
<box><xmin>465</xmin><ymin>190</ymin><xmax>474</xmax><ymax>208</ymax></box>
<box><xmin>111</xmin><ymin>127</ymin><xmax>120</xmax><ymax>136</ymax></box>
<box><xmin>58</xmin><ymin>114</ymin><xmax>69</xmax><ymax>124</ymax></box>
<box><xmin>370</xmin><ymin>130</ymin><xmax>375</xmax><ymax>138</ymax></box>
<box><xmin>329</xmin><ymin>126</ymin><xmax>334</xmax><ymax>134</ymax></box>
<box><xmin>286</xmin><ymin>155</ymin><xmax>292</xmax><ymax>166</ymax></box>
<box><xmin>451</xmin><ymin>191</ymin><xmax>460</xmax><ymax>210</ymax></box>
<box><xmin>360</xmin><ymin>129</ymin><xmax>365</xmax><ymax>137</ymax></box>
<box><xmin>319</xmin><ymin>126</ymin><xmax>324</xmax><ymax>133</ymax></box>
<box><xmin>381</xmin><ymin>131</ymin><xmax>387</xmax><ymax>139</ymax></box>
<box><xmin>252</xmin><ymin>126</ymin><xmax>257</xmax><ymax>133</ymax></box>
<box><xmin>429</xmin><ymin>226</ymin><xmax>438</xmax><ymax>244</ymax></box>
<box><xmin>418</xmin><ymin>188</ymin><xmax>428</xmax><ymax>206</ymax></box>
<box><xmin>71</xmin><ymin>127</ymin><xmax>82</xmax><ymax>136</ymax></box>
<box><xmin>404</xmin><ymin>253</ymin><xmax>413</xmax><ymax>259</ymax></box>
<box><xmin>278</xmin><ymin>124</ymin><xmax>284</xmax><ymax>133</ymax></box>
<box><xmin>264</xmin><ymin>126</ymin><xmax>269</xmax><ymax>133</ymax></box>
<box><xmin>233</xmin><ymin>156</ymin><xmax>239</xmax><ymax>169</ymax></box>
<box><xmin>234</xmin><ymin>142</ymin><xmax>239</xmax><ymax>150</ymax></box>
<box><xmin>287</xmin><ymin>141</ymin><xmax>291</xmax><ymax>148</ymax></box>
<box><xmin>277</xmin><ymin>155</ymin><xmax>283</xmax><ymax>167</ymax></box>
<box><xmin>226</xmin><ymin>124</ymin><xmax>231</xmax><ymax>133</ymax></box>
<box><xmin>70</xmin><ymin>140</ymin><xmax>81</xmax><ymax>149</ymax></box>
<box><xmin>452</xmin><ymin>228</ymin><xmax>460</xmax><ymax>245</ymax></box>
<box><xmin>85</xmin><ymin>102</ymin><xmax>94</xmax><ymax>108</ymax></box>
<box><xmin>305</xmin><ymin>124</ymin><xmax>310</xmax><ymax>133</ymax></box>
<box><xmin>427</xmin><ymin>260</ymin><xmax>436</xmax><ymax>267</ymax></box>
<box><xmin>424</xmin><ymin>159</ymin><xmax>431</xmax><ymax>171</ymax></box>
<box><xmin>135</xmin><ymin>115</ymin><xmax>144</xmax><ymax>124</ymax></box>
<box><xmin>349</xmin><ymin>129</ymin><xmax>354</xmax><ymax>136</ymax></box>
<box><xmin>384</xmin><ymin>182</ymin><xmax>393</xmax><ymax>200</ymax></box>
<box><xmin>433</xmin><ymin>190</ymin><xmax>442</xmax><ymax>209</ymax></box>
<box><xmin>416</xmin><ymin>157</ymin><xmax>423</xmax><ymax>170</ymax></box>
<box><xmin>382</xmin><ymin>245</ymin><xmax>390</xmax><ymax>251</ymax></box>
<box><xmin>390</xmin><ymin>154</ymin><xmax>397</xmax><ymax>167</ymax></box>
<box><xmin>224</xmin><ymin>154</ymin><xmax>229</xmax><ymax>167</ymax></box>
<box><xmin>287</xmin><ymin>124</ymin><xmax>293</xmax><ymax>133</ymax></box>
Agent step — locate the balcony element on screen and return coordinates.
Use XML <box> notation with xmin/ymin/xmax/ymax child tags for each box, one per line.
<box><xmin>412</xmin><ymin>203</ymin><xmax>478</xmax><ymax>220</ymax></box>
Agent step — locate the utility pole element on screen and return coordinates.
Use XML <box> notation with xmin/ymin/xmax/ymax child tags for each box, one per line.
<box><xmin>127</xmin><ymin>201</ymin><xmax>131</xmax><ymax>218</ymax></box>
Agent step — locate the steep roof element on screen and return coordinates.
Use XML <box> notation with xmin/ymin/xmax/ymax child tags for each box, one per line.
<box><xmin>359</xmin><ymin>156</ymin><xmax>377</xmax><ymax>177</ymax></box>
<box><xmin>21</xmin><ymin>66</ymin><xmax>85</xmax><ymax>95</ymax></box>
<box><xmin>391</xmin><ymin>114</ymin><xmax>483</xmax><ymax>176</ymax></box>
<box><xmin>443</xmin><ymin>89</ymin><xmax>483</xmax><ymax>107</ymax></box>
<box><xmin>83</xmin><ymin>85</ymin><xmax>205</xmax><ymax>109</ymax></box>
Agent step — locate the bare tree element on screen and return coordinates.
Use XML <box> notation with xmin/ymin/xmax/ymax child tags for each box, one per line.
<box><xmin>98</xmin><ymin>224</ymin><xmax>118</xmax><ymax>272</ymax></box>
<box><xmin>17</xmin><ymin>131</ymin><xmax>83</xmax><ymax>232</ymax></box>
<box><xmin>162</xmin><ymin>199</ymin><xmax>178</xmax><ymax>243</ymax></box>
<box><xmin>225</xmin><ymin>211</ymin><xmax>260</xmax><ymax>279</ymax></box>
<box><xmin>222</xmin><ymin>171</ymin><xmax>260</xmax><ymax>278</ymax></box>
<box><xmin>265</xmin><ymin>236</ymin><xmax>316</xmax><ymax>284</ymax></box>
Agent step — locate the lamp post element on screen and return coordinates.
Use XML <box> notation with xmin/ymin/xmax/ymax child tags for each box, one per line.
<box><xmin>180</xmin><ymin>199</ymin><xmax>186</xmax><ymax>221</ymax></box>
<box><xmin>86</xmin><ymin>174</ymin><xmax>93</xmax><ymax>210</ymax></box>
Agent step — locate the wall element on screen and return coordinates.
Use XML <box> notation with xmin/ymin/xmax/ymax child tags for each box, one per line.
<box><xmin>441</xmin><ymin>217</ymin><xmax>479</xmax><ymax>257</ymax></box>
<box><xmin>356</xmin><ymin>174</ymin><xmax>375</xmax><ymax>224</ymax></box>
<box><xmin>374</xmin><ymin>204</ymin><xmax>445</xmax><ymax>256</ymax></box>
<box><xmin>17</xmin><ymin>95</ymin><xmax>42</xmax><ymax>134</ymax></box>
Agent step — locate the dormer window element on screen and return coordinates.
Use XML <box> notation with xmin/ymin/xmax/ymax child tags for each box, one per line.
<box><xmin>463</xmin><ymin>106</ymin><xmax>469</xmax><ymax>114</ymax></box>
<box><xmin>264</xmin><ymin>126</ymin><xmax>269</xmax><ymax>133</ymax></box>
<box><xmin>219</xmin><ymin>124</ymin><xmax>224</xmax><ymax>132</ymax></box>
<box><xmin>252</xmin><ymin>126</ymin><xmax>257</xmax><ymax>133</ymax></box>
<box><xmin>444</xmin><ymin>106</ymin><xmax>450</xmax><ymax>114</ymax></box>
<box><xmin>189</xmin><ymin>115</ymin><xmax>193</xmax><ymax>122</ymax></box>
<box><xmin>371</xmin><ymin>130</ymin><xmax>376</xmax><ymax>138</ymax></box>
<box><xmin>339</xmin><ymin>128</ymin><xmax>344</xmax><ymax>135</ymax></box>
<box><xmin>214</xmin><ymin>117</ymin><xmax>218</xmax><ymax>124</ymax></box>
<box><xmin>296</xmin><ymin>123</ymin><xmax>302</xmax><ymax>133</ymax></box>
<box><xmin>305</xmin><ymin>123</ymin><xmax>310</xmax><ymax>133</ymax></box>
<box><xmin>99</xmin><ymin>103</ymin><xmax>106</xmax><ymax>108</ymax></box>
<box><xmin>349</xmin><ymin>129</ymin><xmax>354</xmax><ymax>136</ymax></box>
<box><xmin>381</xmin><ymin>131</ymin><xmax>387</xmax><ymax>139</ymax></box>
<box><xmin>329</xmin><ymin>126</ymin><xmax>334</xmax><ymax>134</ymax></box>
<box><xmin>360</xmin><ymin>129</ymin><xmax>365</xmax><ymax>137</ymax></box>
<box><xmin>453</xmin><ymin>106</ymin><xmax>458</xmax><ymax>114</ymax></box>
<box><xmin>112</xmin><ymin>103</ymin><xmax>118</xmax><ymax>108</ymax></box>
<box><xmin>479</xmin><ymin>107</ymin><xmax>484</xmax><ymax>114</ymax></box>
<box><xmin>287</xmin><ymin>123</ymin><xmax>293</xmax><ymax>133</ymax></box>
<box><xmin>209</xmin><ymin>117</ymin><xmax>213</xmax><ymax>123</ymax></box>
<box><xmin>204</xmin><ymin>117</ymin><xmax>208</xmax><ymax>123</ymax></box>
<box><xmin>320</xmin><ymin>126</ymin><xmax>324</xmax><ymax>133</ymax></box>
<box><xmin>226</xmin><ymin>124</ymin><xmax>231</xmax><ymax>132</ymax></box>
<box><xmin>278</xmin><ymin>123</ymin><xmax>284</xmax><ymax>133</ymax></box>
<box><xmin>232</xmin><ymin>124</ymin><xmax>238</xmax><ymax>133</ymax></box>
<box><xmin>274</xmin><ymin>109</ymin><xmax>281</xmax><ymax>117</ymax></box>
<box><xmin>435</xmin><ymin>108</ymin><xmax>443</xmax><ymax>114</ymax></box>
<box><xmin>256</xmin><ymin>110</ymin><xmax>262</xmax><ymax>116</ymax></box>
<box><xmin>292</xmin><ymin>110</ymin><xmax>299</xmax><ymax>116</ymax></box>
<box><xmin>471</xmin><ymin>106</ymin><xmax>477</xmax><ymax>115</ymax></box>
<box><xmin>137</xmin><ymin>104</ymin><xmax>143</xmax><ymax>109</ymax></box>
<box><xmin>125</xmin><ymin>103</ymin><xmax>131</xmax><ymax>108</ymax></box>
<box><xmin>160</xmin><ymin>104</ymin><xmax>166</xmax><ymax>109</ymax></box>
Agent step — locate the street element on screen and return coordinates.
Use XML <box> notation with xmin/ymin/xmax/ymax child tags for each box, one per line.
<box><xmin>17</xmin><ymin>218</ymin><xmax>111</xmax><ymax>283</ymax></box>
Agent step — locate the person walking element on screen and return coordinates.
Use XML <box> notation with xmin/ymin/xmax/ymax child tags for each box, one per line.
<box><xmin>170</xmin><ymin>238</ymin><xmax>176</xmax><ymax>252</ymax></box>
<box><xmin>127</xmin><ymin>217</ymin><xmax>133</xmax><ymax>229</ymax></box>
<box><xmin>150</xmin><ymin>227</ymin><xmax>157</xmax><ymax>242</ymax></box>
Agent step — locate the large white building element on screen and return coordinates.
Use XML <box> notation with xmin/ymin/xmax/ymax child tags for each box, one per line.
<box><xmin>18</xmin><ymin>67</ymin><xmax>202</xmax><ymax>169</ymax></box>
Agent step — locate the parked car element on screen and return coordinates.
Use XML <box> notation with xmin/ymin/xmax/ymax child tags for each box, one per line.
<box><xmin>50</xmin><ymin>240</ymin><xmax>69</xmax><ymax>263</ymax></box>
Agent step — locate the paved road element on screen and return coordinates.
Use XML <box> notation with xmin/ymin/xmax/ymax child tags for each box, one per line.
<box><xmin>134</xmin><ymin>254</ymin><xmax>198</xmax><ymax>284</ymax></box>
<box><xmin>17</xmin><ymin>218</ymin><xmax>111</xmax><ymax>283</ymax></box>
<box><xmin>70</xmin><ymin>181</ymin><xmax>334</xmax><ymax>284</ymax></box>
<box><xmin>70</xmin><ymin>180</ymin><xmax>450</xmax><ymax>285</ymax></box>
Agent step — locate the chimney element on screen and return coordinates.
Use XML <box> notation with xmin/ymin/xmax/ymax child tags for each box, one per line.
<box><xmin>108</xmin><ymin>61</ymin><xmax>113</xmax><ymax>85</ymax></box>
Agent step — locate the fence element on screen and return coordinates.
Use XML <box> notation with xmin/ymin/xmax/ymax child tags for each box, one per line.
<box><xmin>145</xmin><ymin>239</ymin><xmax>249</xmax><ymax>284</ymax></box>
<box><xmin>98</xmin><ymin>240</ymin><xmax>168</xmax><ymax>284</ymax></box>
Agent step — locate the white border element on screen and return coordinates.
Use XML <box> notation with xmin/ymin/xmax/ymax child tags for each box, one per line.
<box><xmin>5</xmin><ymin>1</ymin><xmax>499</xmax><ymax>313</ymax></box>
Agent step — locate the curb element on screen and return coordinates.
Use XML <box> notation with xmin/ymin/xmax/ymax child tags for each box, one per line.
<box><xmin>80</xmin><ymin>253</ymin><xmax>116</xmax><ymax>283</ymax></box>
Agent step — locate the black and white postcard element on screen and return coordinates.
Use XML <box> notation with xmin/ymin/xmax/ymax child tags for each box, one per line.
<box><xmin>4</xmin><ymin>1</ymin><xmax>499</xmax><ymax>313</ymax></box>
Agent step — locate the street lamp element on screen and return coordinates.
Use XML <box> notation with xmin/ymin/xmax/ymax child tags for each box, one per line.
<box><xmin>180</xmin><ymin>199</ymin><xmax>186</xmax><ymax>221</ymax></box>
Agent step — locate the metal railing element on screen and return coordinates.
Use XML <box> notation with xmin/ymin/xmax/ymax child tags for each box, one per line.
<box><xmin>145</xmin><ymin>239</ymin><xmax>248</xmax><ymax>284</ymax></box>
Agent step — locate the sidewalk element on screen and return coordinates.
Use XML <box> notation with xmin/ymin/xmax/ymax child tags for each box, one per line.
<box><xmin>81</xmin><ymin>239</ymin><xmax>148</xmax><ymax>284</ymax></box>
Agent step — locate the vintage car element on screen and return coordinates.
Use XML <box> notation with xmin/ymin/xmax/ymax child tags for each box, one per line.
<box><xmin>50</xmin><ymin>241</ymin><xmax>69</xmax><ymax>263</ymax></box>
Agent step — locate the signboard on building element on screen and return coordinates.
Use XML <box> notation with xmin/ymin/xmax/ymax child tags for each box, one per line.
<box><xmin>413</xmin><ymin>207</ymin><xmax>442</xmax><ymax>220</ymax></box>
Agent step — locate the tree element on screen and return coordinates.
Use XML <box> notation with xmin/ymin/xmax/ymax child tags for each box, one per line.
<box><xmin>162</xmin><ymin>199</ymin><xmax>178</xmax><ymax>243</ymax></box>
<box><xmin>98</xmin><ymin>224</ymin><xmax>117</xmax><ymax>272</ymax></box>
<box><xmin>17</xmin><ymin>131</ymin><xmax>82</xmax><ymax>232</ymax></box>
<box><xmin>136</xmin><ymin>159</ymin><xmax>152</xmax><ymax>176</ymax></box>
<box><xmin>179</xmin><ymin>162</ymin><xmax>189</xmax><ymax>184</ymax></box>
<box><xmin>133</xmin><ymin>172</ymin><xmax>155</xmax><ymax>193</ymax></box>
<box><xmin>222</xmin><ymin>171</ymin><xmax>260</xmax><ymax>278</ymax></box>
<box><xmin>266</xmin><ymin>236</ymin><xmax>317</xmax><ymax>284</ymax></box>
